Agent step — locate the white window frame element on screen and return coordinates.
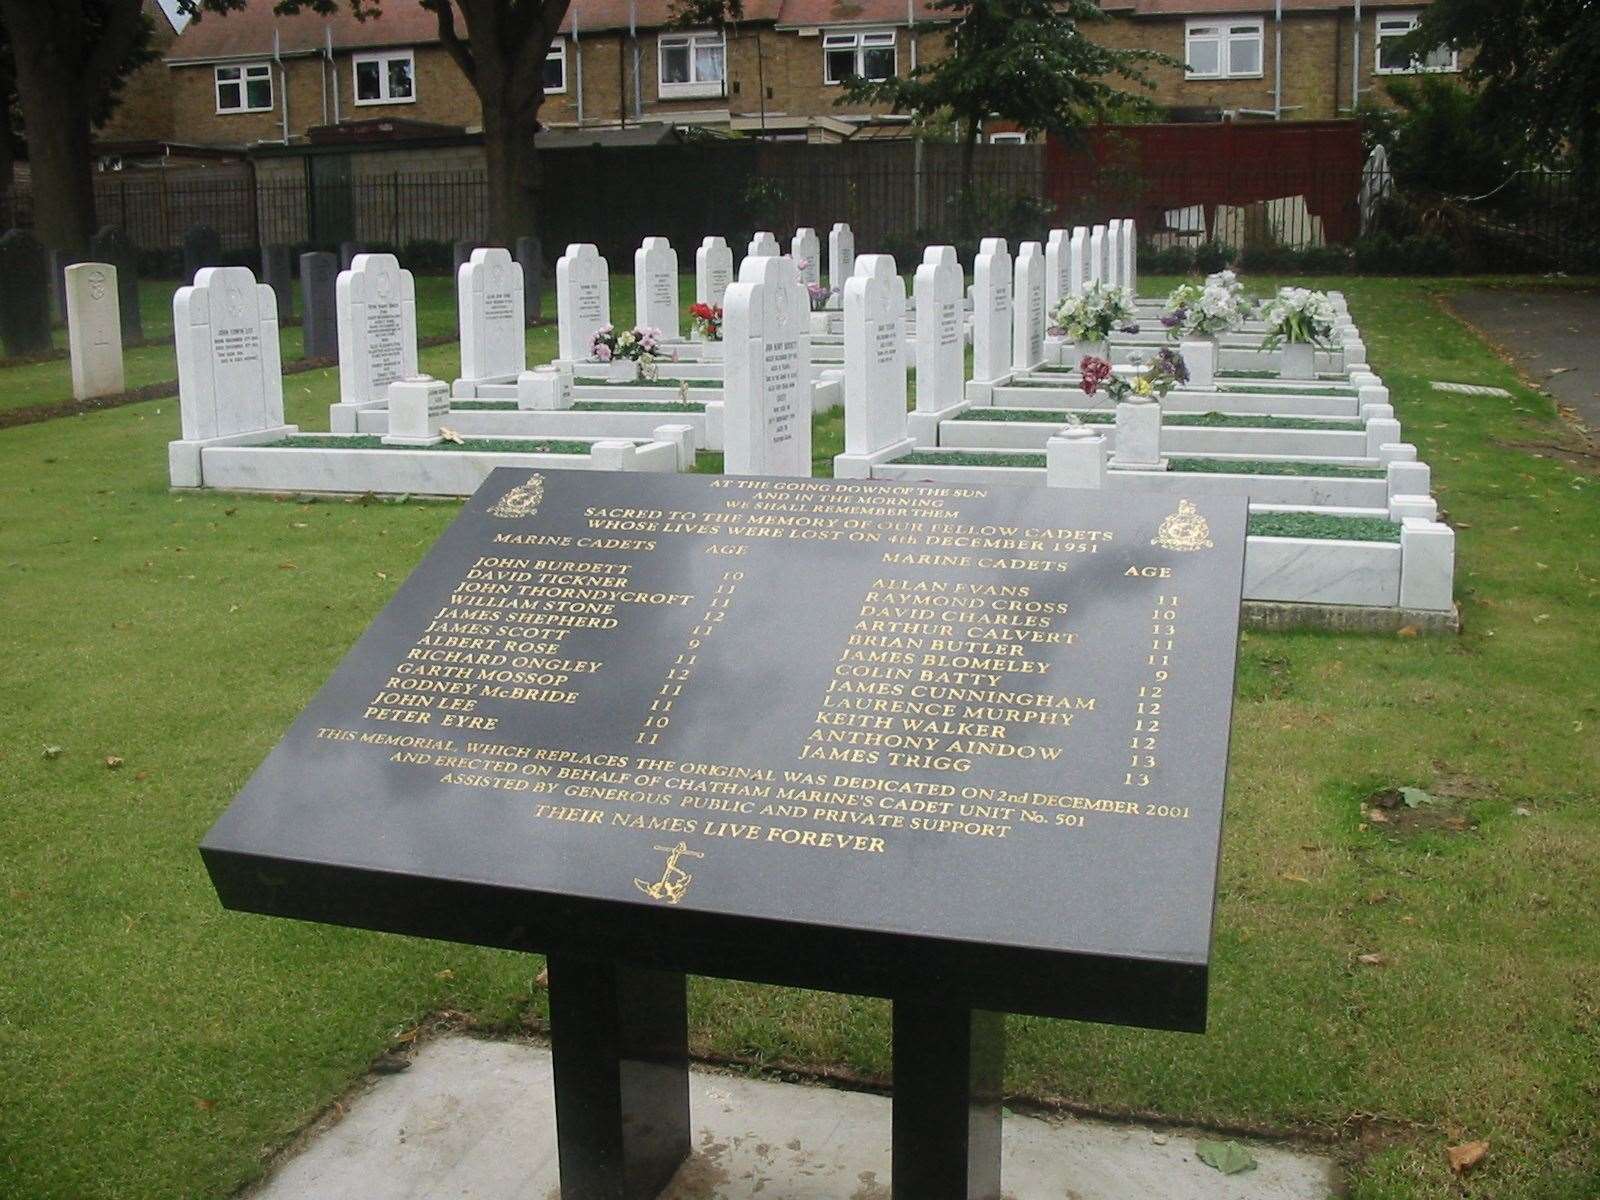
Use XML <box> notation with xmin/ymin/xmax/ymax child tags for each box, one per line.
<box><xmin>657</xmin><ymin>29</ymin><xmax>726</xmax><ymax>99</ymax></box>
<box><xmin>543</xmin><ymin>41</ymin><xmax>567</xmax><ymax>94</ymax></box>
<box><xmin>1375</xmin><ymin>12</ymin><xmax>1458</xmax><ymax>75</ymax></box>
<box><xmin>1184</xmin><ymin>18</ymin><xmax>1264</xmax><ymax>80</ymax></box>
<box><xmin>214</xmin><ymin>62</ymin><xmax>274</xmax><ymax>114</ymax></box>
<box><xmin>352</xmin><ymin>49</ymin><xmax>417</xmax><ymax>106</ymax></box>
<box><xmin>989</xmin><ymin>132</ymin><xmax>1027</xmax><ymax>145</ymax></box>
<box><xmin>823</xmin><ymin>29</ymin><xmax>897</xmax><ymax>86</ymax></box>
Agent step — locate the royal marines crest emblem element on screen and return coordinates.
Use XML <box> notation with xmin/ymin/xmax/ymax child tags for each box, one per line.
<box><xmin>488</xmin><ymin>473</ymin><xmax>545</xmax><ymax>519</ymax></box>
<box><xmin>1151</xmin><ymin>499</ymin><xmax>1214</xmax><ymax>552</ymax></box>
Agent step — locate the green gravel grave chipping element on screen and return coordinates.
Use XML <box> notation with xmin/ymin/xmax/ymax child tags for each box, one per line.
<box><xmin>265</xmin><ymin>435</ymin><xmax>592</xmax><ymax>454</ymax></box>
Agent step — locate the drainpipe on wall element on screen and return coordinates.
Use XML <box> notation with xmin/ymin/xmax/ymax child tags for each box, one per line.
<box><xmin>328</xmin><ymin>26</ymin><xmax>341</xmax><ymax>125</ymax></box>
<box><xmin>275</xmin><ymin>29</ymin><xmax>290</xmax><ymax>143</ymax></box>
<box><xmin>1352</xmin><ymin>0</ymin><xmax>1362</xmax><ymax>112</ymax></box>
<box><xmin>629</xmin><ymin>0</ymin><xmax>642</xmax><ymax>123</ymax></box>
<box><xmin>1273</xmin><ymin>0</ymin><xmax>1283</xmax><ymax>118</ymax></box>
<box><xmin>574</xmin><ymin>9</ymin><xmax>585</xmax><ymax>127</ymax></box>
<box><xmin>907</xmin><ymin>0</ymin><xmax>917</xmax><ymax>72</ymax></box>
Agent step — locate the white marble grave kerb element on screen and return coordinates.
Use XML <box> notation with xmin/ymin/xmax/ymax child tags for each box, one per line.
<box><xmin>456</xmin><ymin>247</ymin><xmax>525</xmax><ymax>395</ymax></box>
<box><xmin>337</xmin><ymin>253</ymin><xmax>419</xmax><ymax>406</ymax></box>
<box><xmin>695</xmin><ymin>236</ymin><xmax>733</xmax><ymax>311</ymax></box>
<box><xmin>634</xmin><ymin>237</ymin><xmax>680</xmax><ymax>337</ymax></box>
<box><xmin>828</xmin><ymin>223</ymin><xmax>855</xmax><ymax>309</ymax></box>
<box><xmin>971</xmin><ymin>238</ymin><xmax>1013</xmax><ymax>387</ymax></box>
<box><xmin>835</xmin><ymin>254</ymin><xmax>915</xmax><ymax>477</ymax></box>
<box><xmin>723</xmin><ymin>255</ymin><xmax>811</xmax><ymax>477</ymax></box>
<box><xmin>556</xmin><ymin>243</ymin><xmax>610</xmax><ymax>363</ymax></box>
<box><xmin>65</xmin><ymin>261</ymin><xmax>124</xmax><ymax>400</ymax></box>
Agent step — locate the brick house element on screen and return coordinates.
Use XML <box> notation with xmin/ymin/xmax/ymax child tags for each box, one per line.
<box><xmin>107</xmin><ymin>0</ymin><xmax>1456</xmax><ymax>159</ymax></box>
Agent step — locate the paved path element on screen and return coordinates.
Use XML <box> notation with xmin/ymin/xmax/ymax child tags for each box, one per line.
<box><xmin>246</xmin><ymin>1035</ymin><xmax>1336</xmax><ymax>1200</ymax></box>
<box><xmin>1448</xmin><ymin>288</ymin><xmax>1600</xmax><ymax>433</ymax></box>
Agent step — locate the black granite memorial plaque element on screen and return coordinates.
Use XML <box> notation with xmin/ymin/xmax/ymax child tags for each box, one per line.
<box><xmin>202</xmin><ymin>470</ymin><xmax>1247</xmax><ymax>1198</ymax></box>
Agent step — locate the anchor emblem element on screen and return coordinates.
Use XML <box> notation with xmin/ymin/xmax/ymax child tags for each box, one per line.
<box><xmin>633</xmin><ymin>842</ymin><xmax>703</xmax><ymax>904</ymax></box>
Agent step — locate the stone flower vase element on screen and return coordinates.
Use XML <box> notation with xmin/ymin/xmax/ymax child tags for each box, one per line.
<box><xmin>1074</xmin><ymin>339</ymin><xmax>1110</xmax><ymax>367</ymax></box>
<box><xmin>1280</xmin><ymin>341</ymin><xmax>1315</xmax><ymax>381</ymax></box>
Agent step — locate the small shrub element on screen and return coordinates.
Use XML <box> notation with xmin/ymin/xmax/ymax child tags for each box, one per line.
<box><xmin>1240</xmin><ymin>244</ymin><xmax>1296</xmax><ymax>272</ymax></box>
<box><xmin>1142</xmin><ymin>244</ymin><xmax>1192</xmax><ymax>274</ymax></box>
<box><xmin>1295</xmin><ymin>244</ymin><xmax>1353</xmax><ymax>273</ymax></box>
<box><xmin>1192</xmin><ymin>239</ymin><xmax>1235</xmax><ymax>273</ymax></box>
<box><xmin>1398</xmin><ymin>232</ymin><xmax>1456</xmax><ymax>274</ymax></box>
<box><xmin>1353</xmin><ymin>232</ymin><xmax>1400</xmax><ymax>273</ymax></box>
<box><xmin>401</xmin><ymin>239</ymin><xmax>455</xmax><ymax>274</ymax></box>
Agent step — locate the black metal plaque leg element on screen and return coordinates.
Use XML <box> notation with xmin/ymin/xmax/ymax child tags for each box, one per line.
<box><xmin>547</xmin><ymin>957</ymin><xmax>691</xmax><ymax>1200</ymax></box>
<box><xmin>891</xmin><ymin>1003</ymin><xmax>1005</xmax><ymax>1200</ymax></box>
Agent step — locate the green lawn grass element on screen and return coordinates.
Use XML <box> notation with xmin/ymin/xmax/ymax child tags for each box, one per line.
<box><xmin>1</xmin><ymin>274</ymin><xmax>1597</xmax><ymax>1200</ymax></box>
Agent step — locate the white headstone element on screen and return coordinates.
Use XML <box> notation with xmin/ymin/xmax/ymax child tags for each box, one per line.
<box><xmin>1045</xmin><ymin>230</ymin><xmax>1071</xmax><ymax>315</ymax></box>
<box><xmin>841</xmin><ymin>255</ymin><xmax>912</xmax><ymax>463</ymax></box>
<box><xmin>971</xmin><ymin>238</ymin><xmax>1013</xmax><ymax>385</ymax></box>
<box><xmin>913</xmin><ymin>245</ymin><xmax>965</xmax><ymax>417</ymax></box>
<box><xmin>1069</xmin><ymin>228</ymin><xmax>1089</xmax><ymax>299</ymax></box>
<box><xmin>746</xmin><ymin>231</ymin><xmax>780</xmax><ymax>261</ymax></box>
<box><xmin>457</xmin><ymin>247</ymin><xmax>525</xmax><ymax>388</ymax></box>
<box><xmin>792</xmin><ymin>227</ymin><xmax>821</xmax><ymax>286</ymax></box>
<box><xmin>634</xmin><ymin>236</ymin><xmax>679</xmax><ymax>337</ymax></box>
<box><xmin>65</xmin><ymin>261</ymin><xmax>124</xmax><ymax>400</ymax></box>
<box><xmin>383</xmin><ymin>375</ymin><xmax>450</xmax><ymax>446</ymax></box>
<box><xmin>827</xmin><ymin>223</ymin><xmax>855</xmax><ymax>310</ymax></box>
<box><xmin>174</xmin><ymin>265</ymin><xmax>284</xmax><ymax>440</ymax></box>
<box><xmin>1104</xmin><ymin>223</ymin><xmax>1123</xmax><ymax>289</ymax></box>
<box><xmin>337</xmin><ymin>252</ymin><xmax>419</xmax><ymax>405</ymax></box>
<box><xmin>1012</xmin><ymin>241</ymin><xmax>1046</xmax><ymax>372</ymax></box>
<box><xmin>1120</xmin><ymin>219</ymin><xmax>1137</xmax><ymax>297</ymax></box>
<box><xmin>556</xmin><ymin>243</ymin><xmax>610</xmax><ymax>362</ymax></box>
<box><xmin>723</xmin><ymin>255</ymin><xmax>811</xmax><ymax>477</ymax></box>
<box><xmin>1089</xmin><ymin>225</ymin><xmax>1107</xmax><ymax>284</ymax></box>
<box><xmin>695</xmin><ymin>236</ymin><xmax>734</xmax><ymax>310</ymax></box>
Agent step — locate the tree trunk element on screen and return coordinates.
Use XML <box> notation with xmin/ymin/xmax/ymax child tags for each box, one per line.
<box><xmin>957</xmin><ymin>110</ymin><xmax>983</xmax><ymax>235</ymax></box>
<box><xmin>481</xmin><ymin>101</ymin><xmax>542</xmax><ymax>246</ymax></box>
<box><xmin>1</xmin><ymin>5</ymin><xmax>97</xmax><ymax>253</ymax></box>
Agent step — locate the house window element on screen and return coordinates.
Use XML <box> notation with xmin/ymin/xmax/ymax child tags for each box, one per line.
<box><xmin>215</xmin><ymin>63</ymin><xmax>273</xmax><ymax>114</ymax></box>
<box><xmin>1185</xmin><ymin>19</ymin><xmax>1264</xmax><ymax>79</ymax></box>
<box><xmin>543</xmin><ymin>42</ymin><xmax>566</xmax><ymax>94</ymax></box>
<box><xmin>353</xmin><ymin>50</ymin><xmax>416</xmax><ymax>105</ymax></box>
<box><xmin>823</xmin><ymin>30</ymin><xmax>897</xmax><ymax>86</ymax></box>
<box><xmin>989</xmin><ymin>132</ymin><xmax>1027</xmax><ymax>145</ymax></box>
<box><xmin>658</xmin><ymin>30</ymin><xmax>725</xmax><ymax>98</ymax></box>
<box><xmin>1376</xmin><ymin>12</ymin><xmax>1457</xmax><ymax>74</ymax></box>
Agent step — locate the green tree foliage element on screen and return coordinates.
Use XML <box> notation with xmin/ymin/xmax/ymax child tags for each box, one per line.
<box><xmin>1400</xmin><ymin>0</ymin><xmax>1600</xmax><ymax>190</ymax></box>
<box><xmin>1380</xmin><ymin>75</ymin><xmax>1519</xmax><ymax>197</ymax></box>
<box><xmin>843</xmin><ymin>0</ymin><xmax>1170</xmax><ymax>194</ymax></box>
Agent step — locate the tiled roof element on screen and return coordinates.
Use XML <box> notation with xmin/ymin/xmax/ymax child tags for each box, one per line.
<box><xmin>167</xmin><ymin>0</ymin><xmax>443</xmax><ymax>62</ymax></box>
<box><xmin>166</xmin><ymin>0</ymin><xmax>1432</xmax><ymax>62</ymax></box>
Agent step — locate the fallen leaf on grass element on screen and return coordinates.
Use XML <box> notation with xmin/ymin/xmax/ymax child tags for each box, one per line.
<box><xmin>1533</xmin><ymin>613</ymin><xmax>1550</xmax><ymax>623</ymax></box>
<box><xmin>1397</xmin><ymin>625</ymin><xmax>1419</xmax><ymax>638</ymax></box>
<box><xmin>1399</xmin><ymin>786</ymin><xmax>1435</xmax><ymax>808</ymax></box>
<box><xmin>1195</xmin><ymin>1140</ymin><xmax>1257</xmax><ymax>1175</ymax></box>
<box><xmin>278</xmin><ymin>562</ymin><xmax>297</xmax><ymax>570</ymax></box>
<box><xmin>194</xmin><ymin>1097</ymin><xmax>217</xmax><ymax>1112</ymax></box>
<box><xmin>1357</xmin><ymin>952</ymin><xmax>1389</xmax><ymax>967</ymax></box>
<box><xmin>1447</xmin><ymin>1140</ymin><xmax>1489</xmax><ymax>1174</ymax></box>
<box><xmin>1367</xmin><ymin>809</ymin><xmax>1390</xmax><ymax>824</ymax></box>
<box><xmin>535</xmin><ymin>966</ymin><xmax>549</xmax><ymax>988</ymax></box>
<box><xmin>1280</xmin><ymin>872</ymin><xmax>1310</xmax><ymax>883</ymax></box>
<box><xmin>439</xmin><ymin>426</ymin><xmax>465</xmax><ymax>445</ymax></box>
<box><xmin>42</xmin><ymin>745</ymin><xmax>62</xmax><ymax>760</ymax></box>
<box><xmin>104</xmin><ymin>756</ymin><xmax>124</xmax><ymax>770</ymax></box>
<box><xmin>435</xmin><ymin>968</ymin><xmax>454</xmax><ymax>981</ymax></box>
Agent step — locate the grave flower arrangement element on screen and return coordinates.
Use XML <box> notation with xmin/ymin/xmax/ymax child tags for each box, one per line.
<box><xmin>1078</xmin><ymin>347</ymin><xmax>1189</xmax><ymax>404</ymax></box>
<box><xmin>1259</xmin><ymin>287</ymin><xmax>1336</xmax><ymax>349</ymax></box>
<box><xmin>689</xmin><ymin>302</ymin><xmax>723</xmax><ymax>340</ymax></box>
<box><xmin>1163</xmin><ymin>270</ymin><xmax>1249</xmax><ymax>339</ymax></box>
<box><xmin>1052</xmin><ymin>281</ymin><xmax>1138</xmax><ymax>344</ymax></box>
<box><xmin>795</xmin><ymin>259</ymin><xmax>834</xmax><ymax>311</ymax></box>
<box><xmin>590</xmin><ymin>323</ymin><xmax>664</xmax><ymax>379</ymax></box>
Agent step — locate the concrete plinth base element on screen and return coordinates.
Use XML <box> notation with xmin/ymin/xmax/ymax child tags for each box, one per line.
<box><xmin>249</xmin><ymin>1035</ymin><xmax>1337</xmax><ymax>1200</ymax></box>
